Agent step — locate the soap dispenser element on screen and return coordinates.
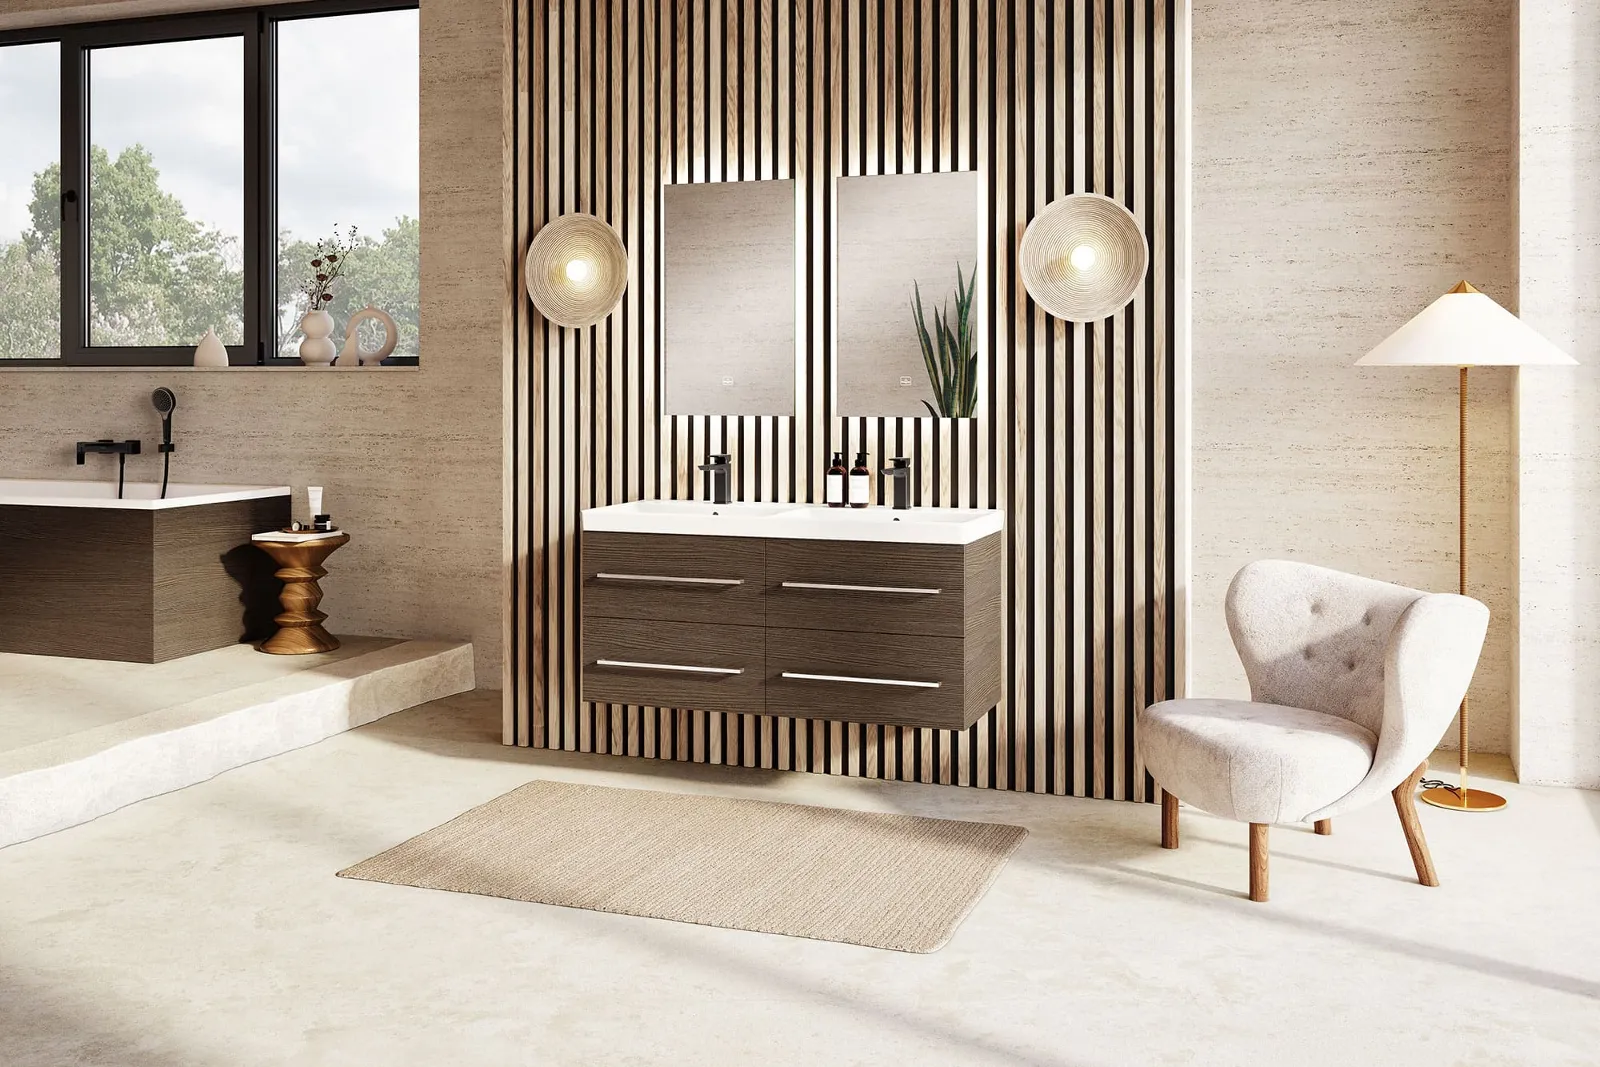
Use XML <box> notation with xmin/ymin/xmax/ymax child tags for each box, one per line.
<box><xmin>826</xmin><ymin>451</ymin><xmax>847</xmax><ymax>508</ymax></box>
<box><xmin>849</xmin><ymin>451</ymin><xmax>871</xmax><ymax>508</ymax></box>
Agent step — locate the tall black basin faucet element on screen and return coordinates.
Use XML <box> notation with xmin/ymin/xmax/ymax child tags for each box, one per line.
<box><xmin>698</xmin><ymin>453</ymin><xmax>732</xmax><ymax>505</ymax></box>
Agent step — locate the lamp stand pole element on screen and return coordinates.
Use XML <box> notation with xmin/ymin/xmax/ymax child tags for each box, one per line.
<box><xmin>1420</xmin><ymin>365</ymin><xmax>1507</xmax><ymax>812</ymax></box>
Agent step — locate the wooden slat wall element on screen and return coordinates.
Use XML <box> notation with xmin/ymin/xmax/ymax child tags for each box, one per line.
<box><xmin>508</xmin><ymin>0</ymin><xmax>1176</xmax><ymax>800</ymax></box>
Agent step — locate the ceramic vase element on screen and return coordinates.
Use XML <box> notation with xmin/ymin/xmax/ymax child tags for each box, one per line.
<box><xmin>298</xmin><ymin>310</ymin><xmax>337</xmax><ymax>366</ymax></box>
<box><xmin>193</xmin><ymin>328</ymin><xmax>228</xmax><ymax>367</ymax></box>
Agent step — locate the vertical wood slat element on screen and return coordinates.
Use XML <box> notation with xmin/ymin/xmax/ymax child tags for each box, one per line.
<box><xmin>510</xmin><ymin>0</ymin><xmax>1176</xmax><ymax>800</ymax></box>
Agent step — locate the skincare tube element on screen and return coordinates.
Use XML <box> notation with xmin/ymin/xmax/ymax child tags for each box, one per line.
<box><xmin>307</xmin><ymin>486</ymin><xmax>323</xmax><ymax>520</ymax></box>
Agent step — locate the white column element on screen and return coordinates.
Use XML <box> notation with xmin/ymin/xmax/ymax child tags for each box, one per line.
<box><xmin>1515</xmin><ymin>1</ymin><xmax>1600</xmax><ymax>787</ymax></box>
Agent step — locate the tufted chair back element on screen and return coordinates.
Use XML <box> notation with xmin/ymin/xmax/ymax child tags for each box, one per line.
<box><xmin>1225</xmin><ymin>559</ymin><xmax>1490</xmax><ymax>815</ymax></box>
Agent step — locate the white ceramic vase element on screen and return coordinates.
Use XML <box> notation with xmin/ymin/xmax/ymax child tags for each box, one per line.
<box><xmin>299</xmin><ymin>310</ymin><xmax>337</xmax><ymax>366</ymax></box>
<box><xmin>193</xmin><ymin>328</ymin><xmax>228</xmax><ymax>367</ymax></box>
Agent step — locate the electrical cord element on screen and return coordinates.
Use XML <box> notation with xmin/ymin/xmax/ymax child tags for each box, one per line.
<box><xmin>1417</xmin><ymin>778</ymin><xmax>1460</xmax><ymax>796</ymax></box>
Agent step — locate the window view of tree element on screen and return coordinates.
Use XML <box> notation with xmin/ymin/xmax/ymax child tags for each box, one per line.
<box><xmin>0</xmin><ymin>42</ymin><xmax>60</xmax><ymax>360</ymax></box>
<box><xmin>87</xmin><ymin>36</ymin><xmax>245</xmax><ymax>346</ymax></box>
<box><xmin>276</xmin><ymin>9</ymin><xmax>419</xmax><ymax>359</ymax></box>
<box><xmin>0</xmin><ymin>9</ymin><xmax>418</xmax><ymax>364</ymax></box>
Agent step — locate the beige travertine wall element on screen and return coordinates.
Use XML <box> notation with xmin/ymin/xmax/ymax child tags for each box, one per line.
<box><xmin>1191</xmin><ymin>1</ymin><xmax>1518</xmax><ymax>751</ymax></box>
<box><xmin>1514</xmin><ymin>1</ymin><xmax>1600</xmax><ymax>787</ymax></box>
<box><xmin>0</xmin><ymin>0</ymin><xmax>508</xmax><ymax>688</ymax></box>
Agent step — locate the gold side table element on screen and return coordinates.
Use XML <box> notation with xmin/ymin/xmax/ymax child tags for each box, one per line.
<box><xmin>253</xmin><ymin>533</ymin><xmax>350</xmax><ymax>655</ymax></box>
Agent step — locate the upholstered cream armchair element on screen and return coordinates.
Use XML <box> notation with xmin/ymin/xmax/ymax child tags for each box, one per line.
<box><xmin>1139</xmin><ymin>560</ymin><xmax>1489</xmax><ymax>902</ymax></box>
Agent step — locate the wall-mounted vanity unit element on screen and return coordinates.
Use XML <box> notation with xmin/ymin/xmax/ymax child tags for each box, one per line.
<box><xmin>579</xmin><ymin>503</ymin><xmax>1003</xmax><ymax>730</ymax></box>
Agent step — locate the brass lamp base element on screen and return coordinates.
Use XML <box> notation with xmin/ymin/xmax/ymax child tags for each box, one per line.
<box><xmin>1419</xmin><ymin>785</ymin><xmax>1507</xmax><ymax>812</ymax></box>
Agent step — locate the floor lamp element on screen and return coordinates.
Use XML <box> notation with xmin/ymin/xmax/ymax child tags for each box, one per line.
<box><xmin>1357</xmin><ymin>281</ymin><xmax>1574</xmax><ymax>811</ymax></box>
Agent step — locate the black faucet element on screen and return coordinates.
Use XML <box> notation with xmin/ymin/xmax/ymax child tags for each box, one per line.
<box><xmin>882</xmin><ymin>456</ymin><xmax>912</xmax><ymax>510</ymax></box>
<box><xmin>76</xmin><ymin>439</ymin><xmax>141</xmax><ymax>500</ymax></box>
<box><xmin>76</xmin><ymin>438</ymin><xmax>140</xmax><ymax>464</ymax></box>
<box><xmin>698</xmin><ymin>453</ymin><xmax>732</xmax><ymax>505</ymax></box>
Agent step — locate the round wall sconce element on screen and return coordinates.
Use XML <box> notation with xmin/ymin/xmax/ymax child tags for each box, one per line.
<box><xmin>524</xmin><ymin>213</ymin><xmax>629</xmax><ymax>328</ymax></box>
<box><xmin>1018</xmin><ymin>192</ymin><xmax>1148</xmax><ymax>322</ymax></box>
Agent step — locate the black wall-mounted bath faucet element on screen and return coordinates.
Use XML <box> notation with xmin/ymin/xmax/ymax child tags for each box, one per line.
<box><xmin>698</xmin><ymin>453</ymin><xmax>732</xmax><ymax>505</ymax></box>
<box><xmin>75</xmin><ymin>439</ymin><xmax>140</xmax><ymax>464</ymax></box>
<box><xmin>75</xmin><ymin>438</ymin><xmax>141</xmax><ymax>500</ymax></box>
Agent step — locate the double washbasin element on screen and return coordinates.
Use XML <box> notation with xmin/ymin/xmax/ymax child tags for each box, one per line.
<box><xmin>582</xmin><ymin>500</ymin><xmax>1003</xmax><ymax>545</ymax></box>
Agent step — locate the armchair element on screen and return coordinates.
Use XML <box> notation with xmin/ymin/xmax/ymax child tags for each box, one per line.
<box><xmin>1138</xmin><ymin>560</ymin><xmax>1489</xmax><ymax>901</ymax></box>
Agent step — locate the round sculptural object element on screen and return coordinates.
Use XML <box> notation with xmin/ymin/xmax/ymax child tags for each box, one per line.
<box><xmin>337</xmin><ymin>305</ymin><xmax>400</xmax><ymax>367</ymax></box>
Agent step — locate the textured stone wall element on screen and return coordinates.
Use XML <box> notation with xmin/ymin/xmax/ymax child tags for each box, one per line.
<box><xmin>1191</xmin><ymin>1</ymin><xmax>1517</xmax><ymax>752</ymax></box>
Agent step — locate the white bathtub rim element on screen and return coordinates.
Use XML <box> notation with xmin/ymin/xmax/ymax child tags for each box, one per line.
<box><xmin>0</xmin><ymin>479</ymin><xmax>291</xmax><ymax>510</ymax></box>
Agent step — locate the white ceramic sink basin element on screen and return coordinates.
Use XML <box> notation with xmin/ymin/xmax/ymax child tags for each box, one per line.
<box><xmin>582</xmin><ymin>500</ymin><xmax>1003</xmax><ymax>545</ymax></box>
<box><xmin>581</xmin><ymin>500</ymin><xmax>797</xmax><ymax>539</ymax></box>
<box><xmin>773</xmin><ymin>505</ymin><xmax>1003</xmax><ymax>544</ymax></box>
<box><xmin>610</xmin><ymin>500</ymin><xmax>793</xmax><ymax>518</ymax></box>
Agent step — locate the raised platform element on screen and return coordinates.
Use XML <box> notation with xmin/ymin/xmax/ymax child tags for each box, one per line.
<box><xmin>0</xmin><ymin>637</ymin><xmax>473</xmax><ymax>849</ymax></box>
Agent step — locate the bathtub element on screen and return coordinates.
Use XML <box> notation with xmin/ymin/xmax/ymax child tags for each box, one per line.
<box><xmin>0</xmin><ymin>479</ymin><xmax>292</xmax><ymax>662</ymax></box>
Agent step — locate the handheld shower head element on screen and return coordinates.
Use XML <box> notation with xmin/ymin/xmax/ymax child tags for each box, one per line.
<box><xmin>152</xmin><ymin>387</ymin><xmax>176</xmax><ymax>454</ymax></box>
<box><xmin>151</xmin><ymin>387</ymin><xmax>177</xmax><ymax>499</ymax></box>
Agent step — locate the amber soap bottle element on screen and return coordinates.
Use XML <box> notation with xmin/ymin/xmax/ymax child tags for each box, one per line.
<box><xmin>826</xmin><ymin>451</ymin><xmax>847</xmax><ymax>507</ymax></box>
<box><xmin>849</xmin><ymin>451</ymin><xmax>871</xmax><ymax>508</ymax></box>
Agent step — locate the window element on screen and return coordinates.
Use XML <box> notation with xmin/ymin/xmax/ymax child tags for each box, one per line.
<box><xmin>0</xmin><ymin>42</ymin><xmax>61</xmax><ymax>360</ymax></box>
<box><xmin>0</xmin><ymin>1</ymin><xmax>419</xmax><ymax>366</ymax></box>
<box><xmin>88</xmin><ymin>36</ymin><xmax>245</xmax><ymax>348</ymax></box>
<box><xmin>275</xmin><ymin>9</ymin><xmax>419</xmax><ymax>361</ymax></box>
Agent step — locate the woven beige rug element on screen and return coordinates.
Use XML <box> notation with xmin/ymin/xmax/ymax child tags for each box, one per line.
<box><xmin>338</xmin><ymin>779</ymin><xmax>1026</xmax><ymax>953</ymax></box>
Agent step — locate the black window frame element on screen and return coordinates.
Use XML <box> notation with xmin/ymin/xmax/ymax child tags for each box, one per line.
<box><xmin>0</xmin><ymin>0</ymin><xmax>419</xmax><ymax>367</ymax></box>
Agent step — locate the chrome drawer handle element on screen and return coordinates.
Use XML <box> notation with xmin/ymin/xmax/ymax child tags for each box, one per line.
<box><xmin>780</xmin><ymin>671</ymin><xmax>940</xmax><ymax>689</ymax></box>
<box><xmin>595</xmin><ymin>659</ymin><xmax>744</xmax><ymax>675</ymax></box>
<box><xmin>780</xmin><ymin>581</ymin><xmax>942</xmax><ymax>595</ymax></box>
<box><xmin>595</xmin><ymin>572</ymin><xmax>744</xmax><ymax>586</ymax></box>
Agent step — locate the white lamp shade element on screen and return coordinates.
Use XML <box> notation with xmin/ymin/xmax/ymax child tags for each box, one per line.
<box><xmin>1357</xmin><ymin>282</ymin><xmax>1575</xmax><ymax>367</ymax></box>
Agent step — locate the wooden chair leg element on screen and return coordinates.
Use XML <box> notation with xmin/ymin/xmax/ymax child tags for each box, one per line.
<box><xmin>1393</xmin><ymin>761</ymin><xmax>1440</xmax><ymax>887</ymax></box>
<box><xmin>1313</xmin><ymin>819</ymin><xmax>1332</xmax><ymax>836</ymax></box>
<box><xmin>1248</xmin><ymin>823</ymin><xmax>1269</xmax><ymax>902</ymax></box>
<box><xmin>1161</xmin><ymin>790</ymin><xmax>1179</xmax><ymax>849</ymax></box>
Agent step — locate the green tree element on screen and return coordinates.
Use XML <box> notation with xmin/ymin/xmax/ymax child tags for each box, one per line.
<box><xmin>28</xmin><ymin>146</ymin><xmax>243</xmax><ymax>346</ymax></box>
<box><xmin>277</xmin><ymin>215</ymin><xmax>420</xmax><ymax>358</ymax></box>
<box><xmin>0</xmin><ymin>144</ymin><xmax>243</xmax><ymax>355</ymax></box>
<box><xmin>0</xmin><ymin>239</ymin><xmax>59</xmax><ymax>358</ymax></box>
<box><xmin>0</xmin><ymin>144</ymin><xmax>417</xmax><ymax>361</ymax></box>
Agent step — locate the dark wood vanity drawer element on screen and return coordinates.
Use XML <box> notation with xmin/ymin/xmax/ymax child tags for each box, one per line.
<box><xmin>582</xmin><ymin>532</ymin><xmax>765</xmax><ymax>626</ymax></box>
<box><xmin>582</xmin><ymin>616</ymin><xmax>764</xmax><ymax>714</ymax></box>
<box><xmin>764</xmin><ymin>627</ymin><xmax>994</xmax><ymax>730</ymax></box>
<box><xmin>764</xmin><ymin>538</ymin><xmax>964</xmax><ymax>637</ymax></box>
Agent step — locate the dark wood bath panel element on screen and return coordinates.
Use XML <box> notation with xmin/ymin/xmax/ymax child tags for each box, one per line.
<box><xmin>0</xmin><ymin>496</ymin><xmax>290</xmax><ymax>663</ymax></box>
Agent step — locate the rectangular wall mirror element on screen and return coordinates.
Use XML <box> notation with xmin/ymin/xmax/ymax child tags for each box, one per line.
<box><xmin>662</xmin><ymin>179</ymin><xmax>796</xmax><ymax>416</ymax></box>
<box><xmin>835</xmin><ymin>171</ymin><xmax>982</xmax><ymax>418</ymax></box>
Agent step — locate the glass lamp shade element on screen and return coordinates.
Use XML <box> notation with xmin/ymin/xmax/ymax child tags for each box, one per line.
<box><xmin>525</xmin><ymin>214</ymin><xmax>629</xmax><ymax>328</ymax></box>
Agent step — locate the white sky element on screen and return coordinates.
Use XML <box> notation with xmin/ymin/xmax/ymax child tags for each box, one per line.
<box><xmin>0</xmin><ymin>9</ymin><xmax>418</xmax><ymax>246</ymax></box>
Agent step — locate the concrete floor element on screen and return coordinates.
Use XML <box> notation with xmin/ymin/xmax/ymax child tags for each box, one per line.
<box><xmin>1</xmin><ymin>691</ymin><xmax>1595</xmax><ymax>1067</ymax></box>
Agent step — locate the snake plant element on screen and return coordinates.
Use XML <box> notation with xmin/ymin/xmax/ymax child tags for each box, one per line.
<box><xmin>911</xmin><ymin>264</ymin><xmax>978</xmax><ymax>418</ymax></box>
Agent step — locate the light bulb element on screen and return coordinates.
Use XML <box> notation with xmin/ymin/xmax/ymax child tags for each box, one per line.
<box><xmin>564</xmin><ymin>257</ymin><xmax>593</xmax><ymax>283</ymax></box>
<box><xmin>1069</xmin><ymin>244</ymin><xmax>1098</xmax><ymax>271</ymax></box>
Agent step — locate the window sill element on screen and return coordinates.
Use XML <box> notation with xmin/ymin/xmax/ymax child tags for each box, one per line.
<box><xmin>0</xmin><ymin>363</ymin><xmax>421</xmax><ymax>373</ymax></box>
